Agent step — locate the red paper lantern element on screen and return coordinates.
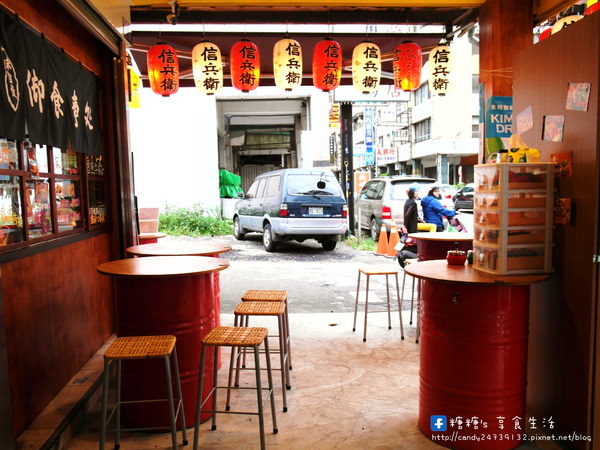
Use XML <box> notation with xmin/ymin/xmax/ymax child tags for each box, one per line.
<box><xmin>312</xmin><ymin>38</ymin><xmax>342</xmax><ymax>92</ymax></box>
<box><xmin>230</xmin><ymin>39</ymin><xmax>260</xmax><ymax>92</ymax></box>
<box><xmin>585</xmin><ymin>0</ymin><xmax>600</xmax><ymax>15</ymax></box>
<box><xmin>538</xmin><ymin>27</ymin><xmax>552</xmax><ymax>41</ymax></box>
<box><xmin>147</xmin><ymin>42</ymin><xmax>179</xmax><ymax>97</ymax></box>
<box><xmin>393</xmin><ymin>41</ymin><xmax>422</xmax><ymax>91</ymax></box>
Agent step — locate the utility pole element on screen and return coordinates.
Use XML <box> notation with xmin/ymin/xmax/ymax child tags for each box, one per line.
<box><xmin>340</xmin><ymin>102</ymin><xmax>354</xmax><ymax>235</ymax></box>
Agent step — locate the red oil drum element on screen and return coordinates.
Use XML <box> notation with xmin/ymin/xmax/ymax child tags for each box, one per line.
<box><xmin>114</xmin><ymin>273</ymin><xmax>216</xmax><ymax>428</ymax></box>
<box><xmin>418</xmin><ymin>280</ymin><xmax>529</xmax><ymax>450</ymax></box>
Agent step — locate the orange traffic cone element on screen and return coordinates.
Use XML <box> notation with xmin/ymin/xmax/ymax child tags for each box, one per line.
<box><xmin>387</xmin><ymin>220</ymin><xmax>401</xmax><ymax>257</ymax></box>
<box><xmin>374</xmin><ymin>223</ymin><xmax>388</xmax><ymax>255</ymax></box>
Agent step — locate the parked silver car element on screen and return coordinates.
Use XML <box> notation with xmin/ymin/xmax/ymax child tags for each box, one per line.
<box><xmin>355</xmin><ymin>176</ymin><xmax>436</xmax><ymax>240</ymax></box>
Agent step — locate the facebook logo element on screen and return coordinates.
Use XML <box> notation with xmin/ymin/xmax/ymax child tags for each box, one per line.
<box><xmin>430</xmin><ymin>415</ymin><xmax>447</xmax><ymax>431</ymax></box>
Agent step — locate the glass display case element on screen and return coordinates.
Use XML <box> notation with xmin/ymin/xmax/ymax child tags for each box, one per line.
<box><xmin>472</xmin><ymin>163</ymin><xmax>554</xmax><ymax>274</ymax></box>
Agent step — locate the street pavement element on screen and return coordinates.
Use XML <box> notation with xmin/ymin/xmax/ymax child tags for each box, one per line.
<box><xmin>166</xmin><ymin>233</ymin><xmax>409</xmax><ymax>314</ymax></box>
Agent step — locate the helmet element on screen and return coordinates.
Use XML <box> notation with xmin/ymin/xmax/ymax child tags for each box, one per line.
<box><xmin>408</xmin><ymin>182</ymin><xmax>420</xmax><ymax>193</ymax></box>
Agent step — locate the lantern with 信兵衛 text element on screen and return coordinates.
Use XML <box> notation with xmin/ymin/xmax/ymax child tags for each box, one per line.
<box><xmin>393</xmin><ymin>41</ymin><xmax>422</xmax><ymax>91</ymax></box>
<box><xmin>230</xmin><ymin>39</ymin><xmax>260</xmax><ymax>92</ymax></box>
<box><xmin>312</xmin><ymin>38</ymin><xmax>342</xmax><ymax>92</ymax></box>
<box><xmin>192</xmin><ymin>41</ymin><xmax>223</xmax><ymax>95</ymax></box>
<box><xmin>273</xmin><ymin>38</ymin><xmax>302</xmax><ymax>91</ymax></box>
<box><xmin>428</xmin><ymin>44</ymin><xmax>451</xmax><ymax>96</ymax></box>
<box><xmin>147</xmin><ymin>42</ymin><xmax>179</xmax><ymax>97</ymax></box>
<box><xmin>352</xmin><ymin>41</ymin><xmax>380</xmax><ymax>94</ymax></box>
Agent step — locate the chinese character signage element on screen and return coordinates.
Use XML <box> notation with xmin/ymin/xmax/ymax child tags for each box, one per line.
<box><xmin>352</xmin><ymin>41</ymin><xmax>381</xmax><ymax>94</ymax></box>
<box><xmin>192</xmin><ymin>41</ymin><xmax>223</xmax><ymax>95</ymax></box>
<box><xmin>0</xmin><ymin>8</ymin><xmax>101</xmax><ymax>155</ymax></box>
<box><xmin>231</xmin><ymin>40</ymin><xmax>260</xmax><ymax>92</ymax></box>
<box><xmin>364</xmin><ymin>107</ymin><xmax>375</xmax><ymax>165</ymax></box>
<box><xmin>147</xmin><ymin>43</ymin><xmax>179</xmax><ymax>97</ymax></box>
<box><xmin>273</xmin><ymin>38</ymin><xmax>302</xmax><ymax>91</ymax></box>
<box><xmin>313</xmin><ymin>38</ymin><xmax>342</xmax><ymax>92</ymax></box>
<box><xmin>376</xmin><ymin>147</ymin><xmax>397</xmax><ymax>165</ymax></box>
<box><xmin>428</xmin><ymin>44</ymin><xmax>451</xmax><ymax>96</ymax></box>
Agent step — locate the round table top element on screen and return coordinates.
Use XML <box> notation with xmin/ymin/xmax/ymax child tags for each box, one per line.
<box><xmin>404</xmin><ymin>259</ymin><xmax>550</xmax><ymax>286</ymax></box>
<box><xmin>408</xmin><ymin>231</ymin><xmax>474</xmax><ymax>242</ymax></box>
<box><xmin>97</xmin><ymin>255</ymin><xmax>230</xmax><ymax>278</ymax></box>
<box><xmin>127</xmin><ymin>241</ymin><xmax>232</xmax><ymax>257</ymax></box>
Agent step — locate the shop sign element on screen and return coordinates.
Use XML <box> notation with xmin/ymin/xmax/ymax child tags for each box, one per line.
<box><xmin>0</xmin><ymin>9</ymin><xmax>101</xmax><ymax>155</ymax></box>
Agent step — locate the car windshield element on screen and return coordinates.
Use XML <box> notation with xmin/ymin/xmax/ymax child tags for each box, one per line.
<box><xmin>286</xmin><ymin>173</ymin><xmax>342</xmax><ymax>196</ymax></box>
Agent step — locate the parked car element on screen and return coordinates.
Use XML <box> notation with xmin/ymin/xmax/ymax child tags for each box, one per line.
<box><xmin>453</xmin><ymin>183</ymin><xmax>475</xmax><ymax>210</ymax></box>
<box><xmin>233</xmin><ymin>168</ymin><xmax>348</xmax><ymax>252</ymax></box>
<box><xmin>355</xmin><ymin>176</ymin><xmax>436</xmax><ymax>240</ymax></box>
<box><xmin>437</xmin><ymin>183</ymin><xmax>457</xmax><ymax>210</ymax></box>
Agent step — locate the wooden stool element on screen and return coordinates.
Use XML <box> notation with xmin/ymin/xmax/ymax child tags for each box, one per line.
<box><xmin>99</xmin><ymin>335</ymin><xmax>187</xmax><ymax>450</ymax></box>
<box><xmin>231</xmin><ymin>301</ymin><xmax>290</xmax><ymax>413</ymax></box>
<box><xmin>193</xmin><ymin>326</ymin><xmax>277</xmax><ymax>450</ymax></box>
<box><xmin>241</xmin><ymin>289</ymin><xmax>292</xmax><ymax>370</ymax></box>
<box><xmin>353</xmin><ymin>266</ymin><xmax>405</xmax><ymax>342</ymax></box>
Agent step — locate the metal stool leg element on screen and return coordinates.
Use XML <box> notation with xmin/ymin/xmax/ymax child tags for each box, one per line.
<box><xmin>352</xmin><ymin>270</ymin><xmax>361</xmax><ymax>332</ymax></box>
<box><xmin>284</xmin><ymin>304</ymin><xmax>292</xmax><ymax>370</ymax></box>
<box><xmin>395</xmin><ymin>272</ymin><xmax>405</xmax><ymax>339</ymax></box>
<box><xmin>162</xmin><ymin>354</ymin><xmax>178</xmax><ymax>450</ymax></box>
<box><xmin>115</xmin><ymin>360</ymin><xmax>122</xmax><ymax>449</ymax></box>
<box><xmin>99</xmin><ymin>360</ymin><xmax>110</xmax><ymax>450</ymax></box>
<box><xmin>363</xmin><ymin>274</ymin><xmax>370</xmax><ymax>342</ymax></box>
<box><xmin>410</xmin><ymin>276</ymin><xmax>416</xmax><ymax>325</ymax></box>
<box><xmin>263</xmin><ymin>337</ymin><xmax>278</xmax><ymax>434</ymax></box>
<box><xmin>193</xmin><ymin>344</ymin><xmax>207</xmax><ymax>450</ymax></box>
<box><xmin>416</xmin><ymin>279</ymin><xmax>422</xmax><ymax>344</ymax></box>
<box><xmin>253</xmin><ymin>344</ymin><xmax>266</xmax><ymax>450</ymax></box>
<box><xmin>171</xmin><ymin>347</ymin><xmax>188</xmax><ymax>445</ymax></box>
<box><xmin>211</xmin><ymin>346</ymin><xmax>219</xmax><ymax>431</ymax></box>
<box><xmin>385</xmin><ymin>273</ymin><xmax>392</xmax><ymax>329</ymax></box>
<box><xmin>277</xmin><ymin>316</ymin><xmax>289</xmax><ymax>411</ymax></box>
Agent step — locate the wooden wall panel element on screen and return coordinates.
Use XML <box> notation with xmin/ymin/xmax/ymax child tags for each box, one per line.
<box><xmin>513</xmin><ymin>12</ymin><xmax>599</xmax><ymax>446</ymax></box>
<box><xmin>2</xmin><ymin>234</ymin><xmax>114</xmax><ymax>435</ymax></box>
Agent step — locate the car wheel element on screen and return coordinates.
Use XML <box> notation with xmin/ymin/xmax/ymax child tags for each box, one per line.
<box><xmin>321</xmin><ymin>239</ymin><xmax>337</xmax><ymax>251</ymax></box>
<box><xmin>233</xmin><ymin>216</ymin><xmax>246</xmax><ymax>240</ymax></box>
<box><xmin>370</xmin><ymin>218</ymin><xmax>380</xmax><ymax>241</ymax></box>
<box><xmin>263</xmin><ymin>223</ymin><xmax>278</xmax><ymax>252</ymax></box>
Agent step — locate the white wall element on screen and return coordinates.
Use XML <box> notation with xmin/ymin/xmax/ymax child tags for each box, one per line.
<box><xmin>129</xmin><ymin>87</ymin><xmax>220</xmax><ymax>213</ymax></box>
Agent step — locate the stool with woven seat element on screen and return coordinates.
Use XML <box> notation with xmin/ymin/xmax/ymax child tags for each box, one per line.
<box><xmin>353</xmin><ymin>266</ymin><xmax>404</xmax><ymax>342</ymax></box>
<box><xmin>230</xmin><ymin>300</ymin><xmax>290</xmax><ymax>413</ymax></box>
<box><xmin>241</xmin><ymin>289</ymin><xmax>292</xmax><ymax>370</ymax></box>
<box><xmin>193</xmin><ymin>326</ymin><xmax>277</xmax><ymax>450</ymax></box>
<box><xmin>99</xmin><ymin>335</ymin><xmax>187</xmax><ymax>450</ymax></box>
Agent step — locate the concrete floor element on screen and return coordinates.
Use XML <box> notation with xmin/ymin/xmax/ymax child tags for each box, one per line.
<box><xmin>56</xmin><ymin>310</ymin><xmax>560</xmax><ymax>450</ymax></box>
<box><xmin>64</xmin><ymin>311</ymin><xmax>436</xmax><ymax>449</ymax></box>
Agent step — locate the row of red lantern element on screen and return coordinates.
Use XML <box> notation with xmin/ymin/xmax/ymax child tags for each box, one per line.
<box><xmin>147</xmin><ymin>39</ymin><xmax>439</xmax><ymax>97</ymax></box>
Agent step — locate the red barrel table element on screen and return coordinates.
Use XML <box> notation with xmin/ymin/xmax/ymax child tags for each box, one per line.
<box><xmin>405</xmin><ymin>260</ymin><xmax>549</xmax><ymax>450</ymax></box>
<box><xmin>137</xmin><ymin>232</ymin><xmax>167</xmax><ymax>244</ymax></box>
<box><xmin>409</xmin><ymin>231</ymin><xmax>473</xmax><ymax>261</ymax></box>
<box><xmin>97</xmin><ymin>255</ymin><xmax>229</xmax><ymax>429</ymax></box>
<box><xmin>126</xmin><ymin>241</ymin><xmax>232</xmax><ymax>328</ymax></box>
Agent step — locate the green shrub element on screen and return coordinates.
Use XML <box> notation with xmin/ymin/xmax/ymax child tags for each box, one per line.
<box><xmin>345</xmin><ymin>234</ymin><xmax>377</xmax><ymax>251</ymax></box>
<box><xmin>159</xmin><ymin>204</ymin><xmax>232</xmax><ymax>237</ymax></box>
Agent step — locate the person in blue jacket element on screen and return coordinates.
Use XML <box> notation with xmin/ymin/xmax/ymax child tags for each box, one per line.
<box><xmin>421</xmin><ymin>185</ymin><xmax>458</xmax><ymax>232</ymax></box>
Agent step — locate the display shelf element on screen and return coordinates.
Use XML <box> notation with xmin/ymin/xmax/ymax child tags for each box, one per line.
<box><xmin>473</xmin><ymin>163</ymin><xmax>554</xmax><ymax>275</ymax></box>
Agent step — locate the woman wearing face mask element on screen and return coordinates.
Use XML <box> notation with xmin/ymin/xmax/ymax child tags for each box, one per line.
<box><xmin>421</xmin><ymin>185</ymin><xmax>458</xmax><ymax>232</ymax></box>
